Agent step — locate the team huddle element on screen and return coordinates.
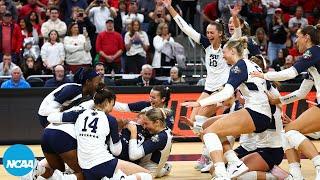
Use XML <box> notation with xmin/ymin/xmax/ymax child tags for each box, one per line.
<box><xmin>20</xmin><ymin>0</ymin><xmax>320</xmax><ymax>179</ymax></box>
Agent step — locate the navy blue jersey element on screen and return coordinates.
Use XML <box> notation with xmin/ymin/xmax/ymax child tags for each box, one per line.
<box><xmin>128</xmin><ymin>101</ymin><xmax>151</xmax><ymax>112</ymax></box>
<box><xmin>117</xmin><ymin>124</ymin><xmax>151</xmax><ymax>162</ymax></box>
<box><xmin>293</xmin><ymin>46</ymin><xmax>320</xmax><ymax>74</ymax></box>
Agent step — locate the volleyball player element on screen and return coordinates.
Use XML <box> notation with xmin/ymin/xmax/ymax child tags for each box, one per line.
<box><xmin>114</xmin><ymin>85</ymin><xmax>174</xmax><ymax>129</ymax></box>
<box><xmin>251</xmin><ymin>25</ymin><xmax>320</xmax><ymax>180</ymax></box>
<box><xmin>74</xmin><ymin>87</ymin><xmax>152</xmax><ymax>180</ymax></box>
<box><xmin>126</xmin><ymin>108</ymin><xmax>173</xmax><ymax>178</ymax></box>
<box><xmin>38</xmin><ymin>67</ymin><xmax>101</xmax><ymax>127</ymax></box>
<box><xmin>163</xmin><ymin>0</ymin><xmax>233</xmax><ymax>126</ymax></box>
<box><xmin>182</xmin><ymin>37</ymin><xmax>272</xmax><ymax>179</ymax></box>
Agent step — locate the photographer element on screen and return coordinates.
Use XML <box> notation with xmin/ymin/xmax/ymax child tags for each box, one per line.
<box><xmin>87</xmin><ymin>0</ymin><xmax>116</xmax><ymax>33</ymax></box>
<box><xmin>122</xmin><ymin>0</ymin><xmax>144</xmax><ymax>31</ymax></box>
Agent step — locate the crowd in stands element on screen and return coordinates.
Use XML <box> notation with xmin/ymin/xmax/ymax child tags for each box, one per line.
<box><xmin>0</xmin><ymin>0</ymin><xmax>318</xmax><ymax>88</ymax></box>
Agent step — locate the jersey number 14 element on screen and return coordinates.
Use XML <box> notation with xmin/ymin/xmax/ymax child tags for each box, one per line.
<box><xmin>82</xmin><ymin>117</ymin><xmax>98</xmax><ymax>133</ymax></box>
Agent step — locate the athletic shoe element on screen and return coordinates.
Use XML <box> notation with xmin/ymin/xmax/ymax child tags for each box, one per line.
<box><xmin>211</xmin><ymin>174</ymin><xmax>230</xmax><ymax>180</ymax></box>
<box><xmin>163</xmin><ymin>162</ymin><xmax>172</xmax><ymax>176</ymax></box>
<box><xmin>19</xmin><ymin>159</ymin><xmax>41</xmax><ymax>180</ymax></box>
<box><xmin>284</xmin><ymin>174</ymin><xmax>304</xmax><ymax>180</ymax></box>
<box><xmin>227</xmin><ymin>161</ymin><xmax>249</xmax><ymax>178</ymax></box>
<box><xmin>316</xmin><ymin>167</ymin><xmax>320</xmax><ymax>180</ymax></box>
<box><xmin>200</xmin><ymin>161</ymin><xmax>213</xmax><ymax>173</ymax></box>
<box><xmin>270</xmin><ymin>165</ymin><xmax>289</xmax><ymax>180</ymax></box>
<box><xmin>194</xmin><ymin>155</ymin><xmax>209</xmax><ymax>170</ymax></box>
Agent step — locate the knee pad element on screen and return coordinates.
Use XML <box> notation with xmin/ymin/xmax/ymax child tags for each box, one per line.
<box><xmin>281</xmin><ymin>131</ymin><xmax>294</xmax><ymax>151</ymax></box>
<box><xmin>203</xmin><ymin>133</ymin><xmax>223</xmax><ymax>153</ymax></box>
<box><xmin>286</xmin><ymin>130</ymin><xmax>307</xmax><ymax>150</ymax></box>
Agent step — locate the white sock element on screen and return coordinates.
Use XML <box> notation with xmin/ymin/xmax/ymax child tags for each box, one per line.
<box><xmin>136</xmin><ymin>172</ymin><xmax>153</xmax><ymax>180</ymax></box>
<box><xmin>35</xmin><ymin>161</ymin><xmax>46</xmax><ymax>176</ymax></box>
<box><xmin>48</xmin><ymin>169</ymin><xmax>77</xmax><ymax>180</ymax></box>
<box><xmin>224</xmin><ymin>150</ymin><xmax>241</xmax><ymax>164</ymax></box>
<box><xmin>38</xmin><ymin>158</ymin><xmax>49</xmax><ymax>168</ymax></box>
<box><xmin>237</xmin><ymin>171</ymin><xmax>257</xmax><ymax>180</ymax></box>
<box><xmin>266</xmin><ymin>172</ymin><xmax>277</xmax><ymax>180</ymax></box>
<box><xmin>214</xmin><ymin>162</ymin><xmax>227</xmax><ymax>177</ymax></box>
<box><xmin>288</xmin><ymin>162</ymin><xmax>303</xmax><ymax>178</ymax></box>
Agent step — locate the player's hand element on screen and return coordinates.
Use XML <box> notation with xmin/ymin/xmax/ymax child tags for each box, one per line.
<box><xmin>127</xmin><ymin>123</ymin><xmax>137</xmax><ymax>133</ymax></box>
<box><xmin>266</xmin><ymin>91</ymin><xmax>281</xmax><ymax>105</ymax></box>
<box><xmin>162</xmin><ymin>0</ymin><xmax>172</xmax><ymax>7</ymax></box>
<box><xmin>282</xmin><ymin>113</ymin><xmax>292</xmax><ymax>125</ymax></box>
<box><xmin>181</xmin><ymin>101</ymin><xmax>200</xmax><ymax>108</ymax></box>
<box><xmin>250</xmin><ymin>71</ymin><xmax>264</xmax><ymax>79</ymax></box>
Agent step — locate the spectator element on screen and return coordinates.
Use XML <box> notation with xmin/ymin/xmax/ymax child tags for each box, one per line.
<box><xmin>180</xmin><ymin>0</ymin><xmax>197</xmax><ymax>27</ymax></box>
<box><xmin>19</xmin><ymin>18</ymin><xmax>41</xmax><ymax>59</ymax></box>
<box><xmin>138</xmin><ymin>0</ymin><xmax>155</xmax><ymax>18</ymax></box>
<box><xmin>134</xmin><ymin>64</ymin><xmax>159</xmax><ymax>86</ymax></box>
<box><xmin>202</xmin><ymin>0</ymin><xmax>219</xmax><ymax>33</ymax></box>
<box><xmin>271</xmin><ymin>48</ymin><xmax>288</xmax><ymax>71</ymax></box>
<box><xmin>279</xmin><ymin>0</ymin><xmax>298</xmax><ymax>14</ymax></box>
<box><xmin>88</xmin><ymin>0</ymin><xmax>115</xmax><ymax>33</ymax></box>
<box><xmin>252</xmin><ymin>27</ymin><xmax>268</xmax><ymax>55</ymax></box>
<box><xmin>0</xmin><ymin>11</ymin><xmax>23</xmax><ymax>63</ymax></box>
<box><xmin>27</xmin><ymin>11</ymin><xmax>42</xmax><ymax>38</ymax></box>
<box><xmin>19</xmin><ymin>0</ymin><xmax>42</xmax><ymax>19</ymax></box>
<box><xmin>96</xmin><ymin>17</ymin><xmax>124</xmax><ymax>74</ymax></box>
<box><xmin>44</xmin><ymin>65</ymin><xmax>71</xmax><ymax>87</ymax></box>
<box><xmin>94</xmin><ymin>62</ymin><xmax>115</xmax><ymax>86</ymax></box>
<box><xmin>0</xmin><ymin>0</ymin><xmax>6</xmax><ymax>22</ymax></box>
<box><xmin>283</xmin><ymin>54</ymin><xmax>294</xmax><ymax>69</ymax></box>
<box><xmin>41</xmin><ymin>6</ymin><xmax>67</xmax><ymax>41</ymax></box>
<box><xmin>152</xmin><ymin>22</ymin><xmax>174</xmax><ymax>68</ymax></box>
<box><xmin>67</xmin><ymin>8</ymin><xmax>96</xmax><ymax>57</ymax></box>
<box><xmin>262</xmin><ymin>0</ymin><xmax>280</xmax><ymax>32</ymax></box>
<box><xmin>243</xmin><ymin>0</ymin><xmax>267</xmax><ymax>34</ymax></box>
<box><xmin>124</xmin><ymin>19</ymin><xmax>149</xmax><ymax>74</ymax></box>
<box><xmin>147</xmin><ymin>5</ymin><xmax>172</xmax><ymax>39</ymax></box>
<box><xmin>288</xmin><ymin>6</ymin><xmax>308</xmax><ymax>42</ymax></box>
<box><xmin>163</xmin><ymin>66</ymin><xmax>186</xmax><ymax>85</ymax></box>
<box><xmin>2</xmin><ymin>0</ymin><xmax>18</xmax><ymax>21</ymax></box>
<box><xmin>122</xmin><ymin>0</ymin><xmax>144</xmax><ymax>30</ymax></box>
<box><xmin>1</xmin><ymin>66</ymin><xmax>31</xmax><ymax>88</ymax></box>
<box><xmin>64</xmin><ymin>22</ymin><xmax>92</xmax><ymax>73</ymax></box>
<box><xmin>40</xmin><ymin>30</ymin><xmax>65</xmax><ymax>74</ymax></box>
<box><xmin>59</xmin><ymin>0</ymin><xmax>88</xmax><ymax>22</ymax></box>
<box><xmin>0</xmin><ymin>54</ymin><xmax>17</xmax><ymax>76</ymax></box>
<box><xmin>113</xmin><ymin>0</ymin><xmax>126</xmax><ymax>33</ymax></box>
<box><xmin>267</xmin><ymin>8</ymin><xmax>287</xmax><ymax>63</ymax></box>
<box><xmin>21</xmin><ymin>55</ymin><xmax>42</xmax><ymax>78</ymax></box>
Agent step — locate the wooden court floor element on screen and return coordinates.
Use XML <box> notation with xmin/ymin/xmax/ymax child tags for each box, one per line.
<box><xmin>1</xmin><ymin>142</ymin><xmax>319</xmax><ymax>179</ymax></box>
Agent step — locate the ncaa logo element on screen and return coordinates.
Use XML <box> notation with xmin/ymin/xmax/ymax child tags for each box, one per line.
<box><xmin>3</xmin><ymin>144</ymin><xmax>35</xmax><ymax>176</ymax></box>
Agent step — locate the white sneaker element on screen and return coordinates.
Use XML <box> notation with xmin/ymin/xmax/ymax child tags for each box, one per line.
<box><xmin>316</xmin><ymin>167</ymin><xmax>320</xmax><ymax>180</ymax></box>
<box><xmin>194</xmin><ymin>155</ymin><xmax>209</xmax><ymax>170</ymax></box>
<box><xmin>211</xmin><ymin>174</ymin><xmax>230</xmax><ymax>180</ymax></box>
<box><xmin>163</xmin><ymin>162</ymin><xmax>172</xmax><ymax>176</ymax></box>
<box><xmin>200</xmin><ymin>161</ymin><xmax>213</xmax><ymax>173</ymax></box>
<box><xmin>19</xmin><ymin>159</ymin><xmax>41</xmax><ymax>180</ymax></box>
<box><xmin>227</xmin><ymin>161</ymin><xmax>249</xmax><ymax>178</ymax></box>
<box><xmin>284</xmin><ymin>174</ymin><xmax>304</xmax><ymax>180</ymax></box>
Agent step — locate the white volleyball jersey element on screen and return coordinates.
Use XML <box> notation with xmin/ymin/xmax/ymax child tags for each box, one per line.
<box><xmin>138</xmin><ymin>128</ymin><xmax>172</xmax><ymax>178</ymax></box>
<box><xmin>227</xmin><ymin>59</ymin><xmax>271</xmax><ymax>118</ymax></box>
<box><xmin>38</xmin><ymin>83</ymin><xmax>82</xmax><ymax>116</ymax></box>
<box><xmin>46</xmin><ymin>123</ymin><xmax>76</xmax><ymax>139</ymax></box>
<box><xmin>199</xmin><ymin>35</ymin><xmax>230</xmax><ymax>92</ymax></box>
<box><xmin>75</xmin><ymin>109</ymin><xmax>116</xmax><ymax>169</ymax></box>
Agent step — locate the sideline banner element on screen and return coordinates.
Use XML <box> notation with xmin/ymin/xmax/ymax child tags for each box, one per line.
<box><xmin>111</xmin><ymin>92</ymin><xmax>317</xmax><ymax>138</ymax></box>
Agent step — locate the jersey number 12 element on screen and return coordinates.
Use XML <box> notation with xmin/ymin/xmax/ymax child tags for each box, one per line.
<box><xmin>82</xmin><ymin>117</ymin><xmax>98</xmax><ymax>133</ymax></box>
